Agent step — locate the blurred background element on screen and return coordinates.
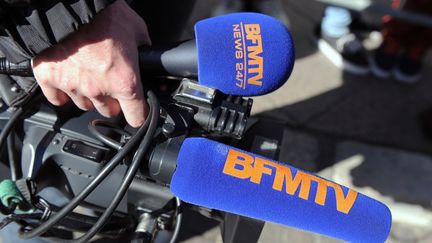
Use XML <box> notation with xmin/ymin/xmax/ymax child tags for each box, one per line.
<box><xmin>173</xmin><ymin>0</ymin><xmax>432</xmax><ymax>242</ymax></box>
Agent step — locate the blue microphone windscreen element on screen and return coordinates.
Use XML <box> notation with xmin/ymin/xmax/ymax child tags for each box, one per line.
<box><xmin>171</xmin><ymin>138</ymin><xmax>392</xmax><ymax>242</ymax></box>
<box><xmin>194</xmin><ymin>13</ymin><xmax>295</xmax><ymax>96</ymax></box>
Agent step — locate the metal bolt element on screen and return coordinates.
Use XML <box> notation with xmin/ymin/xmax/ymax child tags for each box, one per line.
<box><xmin>52</xmin><ymin>139</ymin><xmax>60</xmax><ymax>145</ymax></box>
<box><xmin>162</xmin><ymin>123</ymin><xmax>176</xmax><ymax>138</ymax></box>
<box><xmin>10</xmin><ymin>86</ymin><xmax>19</xmax><ymax>93</ymax></box>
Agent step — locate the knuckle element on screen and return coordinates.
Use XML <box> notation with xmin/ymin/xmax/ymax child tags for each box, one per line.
<box><xmin>98</xmin><ymin>59</ymin><xmax>114</xmax><ymax>74</ymax></box>
<box><xmin>87</xmin><ymin>91</ymin><xmax>100</xmax><ymax>99</ymax></box>
<box><xmin>33</xmin><ymin>63</ymin><xmax>51</xmax><ymax>86</ymax></box>
<box><xmin>117</xmin><ymin>75</ymin><xmax>137</xmax><ymax>97</ymax></box>
<box><xmin>63</xmin><ymin>82</ymin><xmax>76</xmax><ymax>93</ymax></box>
<box><xmin>84</xmin><ymin>84</ymin><xmax>101</xmax><ymax>99</ymax></box>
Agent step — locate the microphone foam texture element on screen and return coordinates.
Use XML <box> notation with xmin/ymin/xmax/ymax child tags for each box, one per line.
<box><xmin>195</xmin><ymin>13</ymin><xmax>295</xmax><ymax>96</ymax></box>
<box><xmin>171</xmin><ymin>137</ymin><xmax>392</xmax><ymax>242</ymax></box>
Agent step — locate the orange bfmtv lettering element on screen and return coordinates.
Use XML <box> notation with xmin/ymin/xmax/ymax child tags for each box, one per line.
<box><xmin>222</xmin><ymin>149</ymin><xmax>358</xmax><ymax>214</ymax></box>
<box><xmin>232</xmin><ymin>23</ymin><xmax>264</xmax><ymax>89</ymax></box>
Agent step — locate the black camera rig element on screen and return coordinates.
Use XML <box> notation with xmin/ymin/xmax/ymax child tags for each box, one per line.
<box><xmin>0</xmin><ymin>76</ymin><xmax>263</xmax><ymax>243</ymax></box>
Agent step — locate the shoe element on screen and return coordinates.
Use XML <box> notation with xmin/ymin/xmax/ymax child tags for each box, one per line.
<box><xmin>317</xmin><ymin>28</ymin><xmax>369</xmax><ymax>75</ymax></box>
<box><xmin>393</xmin><ymin>47</ymin><xmax>423</xmax><ymax>84</ymax></box>
<box><xmin>369</xmin><ymin>40</ymin><xmax>399</xmax><ymax>79</ymax></box>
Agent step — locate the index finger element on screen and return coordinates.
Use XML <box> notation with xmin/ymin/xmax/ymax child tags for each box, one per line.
<box><xmin>117</xmin><ymin>92</ymin><xmax>149</xmax><ymax>128</ymax></box>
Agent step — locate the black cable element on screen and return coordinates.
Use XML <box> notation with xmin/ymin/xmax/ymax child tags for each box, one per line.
<box><xmin>19</xmin><ymin>120</ymin><xmax>149</xmax><ymax>239</ymax></box>
<box><xmin>88</xmin><ymin>120</ymin><xmax>130</xmax><ymax>150</ymax></box>
<box><xmin>73</xmin><ymin>91</ymin><xmax>160</xmax><ymax>243</ymax></box>
<box><xmin>28</xmin><ymin>197</ymin><xmax>133</xmax><ymax>237</ymax></box>
<box><xmin>0</xmin><ymin>107</ymin><xmax>24</xmax><ymax>180</ymax></box>
<box><xmin>1</xmin><ymin>94</ymin><xmax>43</xmax><ymax>181</ymax></box>
<box><xmin>7</xmin><ymin>132</ymin><xmax>21</xmax><ymax>181</ymax></box>
<box><xmin>18</xmin><ymin>92</ymin><xmax>154</xmax><ymax>239</ymax></box>
<box><xmin>169</xmin><ymin>197</ymin><xmax>182</xmax><ymax>243</ymax></box>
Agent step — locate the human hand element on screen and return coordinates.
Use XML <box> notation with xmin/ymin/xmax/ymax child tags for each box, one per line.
<box><xmin>32</xmin><ymin>0</ymin><xmax>151</xmax><ymax>127</ymax></box>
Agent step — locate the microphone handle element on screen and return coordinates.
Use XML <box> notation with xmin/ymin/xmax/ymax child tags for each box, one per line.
<box><xmin>0</xmin><ymin>58</ymin><xmax>33</xmax><ymax>76</ymax></box>
<box><xmin>138</xmin><ymin>39</ymin><xmax>198</xmax><ymax>78</ymax></box>
<box><xmin>0</xmin><ymin>40</ymin><xmax>198</xmax><ymax>79</ymax></box>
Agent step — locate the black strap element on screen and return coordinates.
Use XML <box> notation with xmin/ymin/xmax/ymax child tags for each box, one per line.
<box><xmin>0</xmin><ymin>212</ymin><xmax>42</xmax><ymax>229</ymax></box>
<box><xmin>15</xmin><ymin>178</ymin><xmax>37</xmax><ymax>205</ymax></box>
<box><xmin>34</xmin><ymin>196</ymin><xmax>134</xmax><ymax>235</ymax></box>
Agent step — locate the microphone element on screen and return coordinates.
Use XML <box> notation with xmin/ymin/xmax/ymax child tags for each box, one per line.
<box><xmin>140</xmin><ymin>13</ymin><xmax>295</xmax><ymax>96</ymax></box>
<box><xmin>170</xmin><ymin>137</ymin><xmax>392</xmax><ymax>243</ymax></box>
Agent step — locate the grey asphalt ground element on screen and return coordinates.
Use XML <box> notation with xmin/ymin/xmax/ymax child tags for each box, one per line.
<box><xmin>178</xmin><ymin>0</ymin><xmax>432</xmax><ymax>243</ymax></box>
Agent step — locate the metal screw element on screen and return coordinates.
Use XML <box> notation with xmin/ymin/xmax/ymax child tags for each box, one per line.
<box><xmin>10</xmin><ymin>86</ymin><xmax>19</xmax><ymax>93</ymax></box>
<box><xmin>162</xmin><ymin>123</ymin><xmax>176</xmax><ymax>138</ymax></box>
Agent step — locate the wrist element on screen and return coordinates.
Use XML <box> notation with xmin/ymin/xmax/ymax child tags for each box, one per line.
<box><xmin>103</xmin><ymin>0</ymin><xmax>150</xmax><ymax>45</ymax></box>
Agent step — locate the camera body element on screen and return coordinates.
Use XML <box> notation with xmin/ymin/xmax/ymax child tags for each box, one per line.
<box><xmin>0</xmin><ymin>79</ymin><xmax>253</xmax><ymax>240</ymax></box>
